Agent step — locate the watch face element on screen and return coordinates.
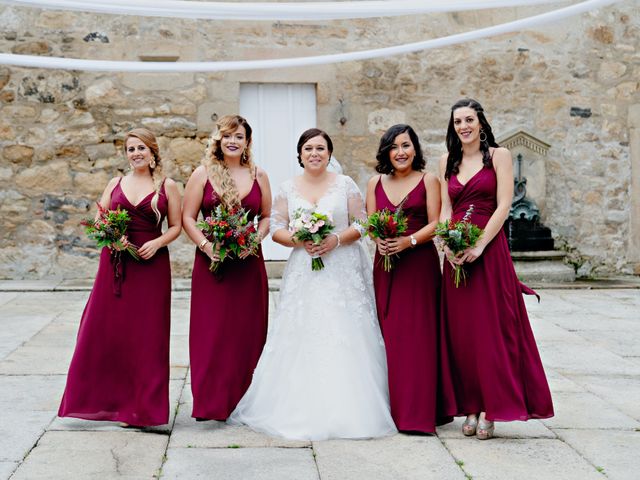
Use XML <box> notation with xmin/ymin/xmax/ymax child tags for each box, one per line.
<box><xmin>411</xmin><ymin>236</ymin><xmax>417</xmax><ymax>245</ymax></box>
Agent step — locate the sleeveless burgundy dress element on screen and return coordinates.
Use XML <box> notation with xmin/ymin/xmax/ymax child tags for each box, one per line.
<box><xmin>373</xmin><ymin>177</ymin><xmax>443</xmax><ymax>433</ymax></box>
<box><xmin>439</xmin><ymin>166</ymin><xmax>554</xmax><ymax>422</ymax></box>
<box><xmin>189</xmin><ymin>179</ymin><xmax>269</xmax><ymax>420</ymax></box>
<box><xmin>58</xmin><ymin>179</ymin><xmax>171</xmax><ymax>426</ymax></box>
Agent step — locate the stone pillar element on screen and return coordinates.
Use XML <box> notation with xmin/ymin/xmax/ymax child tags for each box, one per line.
<box><xmin>629</xmin><ymin>104</ymin><xmax>640</xmax><ymax>274</ymax></box>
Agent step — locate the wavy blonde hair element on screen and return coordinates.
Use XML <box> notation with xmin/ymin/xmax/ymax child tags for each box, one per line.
<box><xmin>124</xmin><ymin>128</ymin><xmax>164</xmax><ymax>224</ymax></box>
<box><xmin>202</xmin><ymin>115</ymin><xmax>254</xmax><ymax>209</ymax></box>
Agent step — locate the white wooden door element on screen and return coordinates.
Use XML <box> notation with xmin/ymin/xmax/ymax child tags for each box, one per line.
<box><xmin>240</xmin><ymin>83</ymin><xmax>317</xmax><ymax>260</ymax></box>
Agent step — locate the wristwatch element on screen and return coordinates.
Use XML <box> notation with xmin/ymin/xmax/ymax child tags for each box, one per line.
<box><xmin>410</xmin><ymin>235</ymin><xmax>417</xmax><ymax>247</ymax></box>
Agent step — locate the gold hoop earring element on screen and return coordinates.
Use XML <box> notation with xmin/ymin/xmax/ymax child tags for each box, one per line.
<box><xmin>150</xmin><ymin>160</ymin><xmax>156</xmax><ymax>169</ymax></box>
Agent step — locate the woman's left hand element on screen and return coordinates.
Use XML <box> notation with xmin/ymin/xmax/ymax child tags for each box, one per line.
<box><xmin>315</xmin><ymin>234</ymin><xmax>339</xmax><ymax>256</ymax></box>
<box><xmin>238</xmin><ymin>248</ymin><xmax>255</xmax><ymax>260</ymax></box>
<box><xmin>385</xmin><ymin>236</ymin><xmax>411</xmax><ymax>256</ymax></box>
<box><xmin>459</xmin><ymin>244</ymin><xmax>485</xmax><ymax>263</ymax></box>
<box><xmin>137</xmin><ymin>239</ymin><xmax>162</xmax><ymax>260</ymax></box>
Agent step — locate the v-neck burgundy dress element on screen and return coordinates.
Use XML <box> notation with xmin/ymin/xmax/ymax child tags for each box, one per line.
<box><xmin>58</xmin><ymin>178</ymin><xmax>171</xmax><ymax>426</ymax></box>
<box><xmin>439</xmin><ymin>166</ymin><xmax>554</xmax><ymax>422</ymax></box>
<box><xmin>372</xmin><ymin>176</ymin><xmax>444</xmax><ymax>433</ymax></box>
<box><xmin>189</xmin><ymin>179</ymin><xmax>268</xmax><ymax>420</ymax></box>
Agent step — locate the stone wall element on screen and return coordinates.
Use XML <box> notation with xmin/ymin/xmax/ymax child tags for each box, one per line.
<box><xmin>0</xmin><ymin>2</ymin><xmax>638</xmax><ymax>279</ymax></box>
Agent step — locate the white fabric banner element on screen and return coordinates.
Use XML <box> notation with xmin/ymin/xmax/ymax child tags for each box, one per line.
<box><xmin>1</xmin><ymin>0</ymin><xmax>571</xmax><ymax>20</ymax></box>
<box><xmin>0</xmin><ymin>0</ymin><xmax>622</xmax><ymax>72</ymax></box>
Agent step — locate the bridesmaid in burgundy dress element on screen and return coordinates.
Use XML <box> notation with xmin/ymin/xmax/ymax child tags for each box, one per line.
<box><xmin>365</xmin><ymin>124</ymin><xmax>443</xmax><ymax>433</ymax></box>
<box><xmin>59</xmin><ymin>128</ymin><xmax>182</xmax><ymax>426</ymax></box>
<box><xmin>438</xmin><ymin>99</ymin><xmax>553</xmax><ymax>439</ymax></box>
<box><xmin>183</xmin><ymin>115</ymin><xmax>271</xmax><ymax>421</ymax></box>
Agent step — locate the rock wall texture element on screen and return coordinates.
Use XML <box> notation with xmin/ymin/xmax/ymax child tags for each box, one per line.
<box><xmin>0</xmin><ymin>2</ymin><xmax>639</xmax><ymax>278</ymax></box>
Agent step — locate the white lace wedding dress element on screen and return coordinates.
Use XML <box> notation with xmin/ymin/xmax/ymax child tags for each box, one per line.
<box><xmin>228</xmin><ymin>174</ymin><xmax>397</xmax><ymax>440</ymax></box>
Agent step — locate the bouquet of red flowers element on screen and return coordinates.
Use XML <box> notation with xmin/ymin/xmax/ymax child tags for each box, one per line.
<box><xmin>365</xmin><ymin>207</ymin><xmax>409</xmax><ymax>272</ymax></box>
<box><xmin>435</xmin><ymin>204</ymin><xmax>483</xmax><ymax>287</ymax></box>
<box><xmin>81</xmin><ymin>203</ymin><xmax>139</xmax><ymax>260</ymax></box>
<box><xmin>196</xmin><ymin>205</ymin><xmax>260</xmax><ymax>274</ymax></box>
<box><xmin>289</xmin><ymin>208</ymin><xmax>334</xmax><ymax>271</ymax></box>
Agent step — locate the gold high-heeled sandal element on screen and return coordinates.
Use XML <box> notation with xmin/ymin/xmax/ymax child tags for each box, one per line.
<box><xmin>462</xmin><ymin>415</ymin><xmax>478</xmax><ymax>436</ymax></box>
<box><xmin>476</xmin><ymin>419</ymin><xmax>495</xmax><ymax>440</ymax></box>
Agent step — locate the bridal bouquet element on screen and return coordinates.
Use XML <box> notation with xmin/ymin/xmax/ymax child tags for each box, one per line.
<box><xmin>289</xmin><ymin>208</ymin><xmax>334</xmax><ymax>271</ymax></box>
<box><xmin>365</xmin><ymin>207</ymin><xmax>408</xmax><ymax>272</ymax></box>
<box><xmin>81</xmin><ymin>203</ymin><xmax>139</xmax><ymax>260</ymax></box>
<box><xmin>435</xmin><ymin>204</ymin><xmax>483</xmax><ymax>287</ymax></box>
<box><xmin>197</xmin><ymin>205</ymin><xmax>260</xmax><ymax>274</ymax></box>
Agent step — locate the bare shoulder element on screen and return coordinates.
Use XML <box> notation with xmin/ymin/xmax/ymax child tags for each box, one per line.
<box><xmin>424</xmin><ymin>171</ymin><xmax>439</xmax><ymax>186</ymax></box>
<box><xmin>104</xmin><ymin>176</ymin><xmax>121</xmax><ymax>192</ymax></box>
<box><xmin>255</xmin><ymin>166</ymin><xmax>269</xmax><ymax>180</ymax></box>
<box><xmin>191</xmin><ymin>164</ymin><xmax>207</xmax><ymax>177</ymax></box>
<box><xmin>367</xmin><ymin>174</ymin><xmax>382</xmax><ymax>189</ymax></box>
<box><xmin>492</xmin><ymin>147</ymin><xmax>512</xmax><ymax>166</ymax></box>
<box><xmin>163</xmin><ymin>177</ymin><xmax>179</xmax><ymax>191</ymax></box>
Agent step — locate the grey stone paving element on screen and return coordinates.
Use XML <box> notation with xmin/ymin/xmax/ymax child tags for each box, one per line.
<box><xmin>0</xmin><ymin>284</ymin><xmax>638</xmax><ymax>479</ymax></box>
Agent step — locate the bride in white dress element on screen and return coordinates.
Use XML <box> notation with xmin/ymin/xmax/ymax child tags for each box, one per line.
<box><xmin>228</xmin><ymin>128</ymin><xmax>396</xmax><ymax>440</ymax></box>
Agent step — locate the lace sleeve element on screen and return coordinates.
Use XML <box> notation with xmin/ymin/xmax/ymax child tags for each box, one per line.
<box><xmin>269</xmin><ymin>182</ymin><xmax>290</xmax><ymax>236</ymax></box>
<box><xmin>344</xmin><ymin>176</ymin><xmax>367</xmax><ymax>236</ymax></box>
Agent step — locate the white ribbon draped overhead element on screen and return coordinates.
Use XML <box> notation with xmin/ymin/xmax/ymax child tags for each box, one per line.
<box><xmin>0</xmin><ymin>0</ymin><xmax>624</xmax><ymax>72</ymax></box>
<box><xmin>1</xmin><ymin>0</ymin><xmax>572</xmax><ymax>20</ymax></box>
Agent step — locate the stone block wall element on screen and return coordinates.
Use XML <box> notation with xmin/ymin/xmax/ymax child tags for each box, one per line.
<box><xmin>0</xmin><ymin>2</ymin><xmax>638</xmax><ymax>278</ymax></box>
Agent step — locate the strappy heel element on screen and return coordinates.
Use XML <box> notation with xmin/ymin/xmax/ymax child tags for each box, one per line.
<box><xmin>476</xmin><ymin>419</ymin><xmax>495</xmax><ymax>440</ymax></box>
<box><xmin>462</xmin><ymin>414</ymin><xmax>478</xmax><ymax>436</ymax></box>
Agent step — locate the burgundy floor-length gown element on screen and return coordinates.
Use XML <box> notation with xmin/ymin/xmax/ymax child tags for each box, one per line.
<box><xmin>190</xmin><ymin>179</ymin><xmax>268</xmax><ymax>420</ymax></box>
<box><xmin>59</xmin><ymin>179</ymin><xmax>171</xmax><ymax>426</ymax></box>
<box><xmin>373</xmin><ymin>177</ymin><xmax>443</xmax><ymax>433</ymax></box>
<box><xmin>440</xmin><ymin>166</ymin><xmax>554</xmax><ymax>422</ymax></box>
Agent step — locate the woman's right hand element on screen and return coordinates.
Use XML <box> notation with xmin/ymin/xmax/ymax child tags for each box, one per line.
<box><xmin>302</xmin><ymin>240</ymin><xmax>318</xmax><ymax>257</ymax></box>
<box><xmin>374</xmin><ymin>237</ymin><xmax>388</xmax><ymax>255</ymax></box>
<box><xmin>443</xmin><ymin>245</ymin><xmax>463</xmax><ymax>266</ymax></box>
<box><xmin>203</xmin><ymin>242</ymin><xmax>220</xmax><ymax>262</ymax></box>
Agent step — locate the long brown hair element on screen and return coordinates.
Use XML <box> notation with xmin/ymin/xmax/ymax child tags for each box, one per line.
<box><xmin>124</xmin><ymin>128</ymin><xmax>164</xmax><ymax>224</ymax></box>
<box><xmin>202</xmin><ymin>115</ymin><xmax>254</xmax><ymax>209</ymax></box>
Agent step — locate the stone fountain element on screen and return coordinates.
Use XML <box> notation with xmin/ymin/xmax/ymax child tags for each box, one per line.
<box><xmin>499</xmin><ymin>131</ymin><xmax>575</xmax><ymax>282</ymax></box>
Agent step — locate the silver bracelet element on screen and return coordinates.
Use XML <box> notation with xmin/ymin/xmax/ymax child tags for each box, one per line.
<box><xmin>330</xmin><ymin>232</ymin><xmax>341</xmax><ymax>248</ymax></box>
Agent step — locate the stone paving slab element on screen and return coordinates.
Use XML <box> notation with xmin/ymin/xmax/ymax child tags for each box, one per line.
<box><xmin>0</xmin><ymin>292</ymin><xmax>18</xmax><ymax>305</ymax></box>
<box><xmin>170</xmin><ymin>334</ymin><xmax>189</xmax><ymax>368</ymax></box>
<box><xmin>0</xmin><ymin>344</ymin><xmax>73</xmax><ymax>375</ymax></box>
<box><xmin>567</xmin><ymin>374</ymin><xmax>640</xmax><ymax>421</ymax></box>
<box><xmin>169</xmin><ymin>388</ymin><xmax>310</xmax><ymax>449</ymax></box>
<box><xmin>442</xmin><ymin>438</ymin><xmax>604</xmax><ymax>480</ymax></box>
<box><xmin>0</xmin><ymin>410</ymin><xmax>54</xmax><ymax>463</ymax></box>
<box><xmin>528</xmin><ymin>318</ymin><xmax>586</xmax><ymax>343</ymax></box>
<box><xmin>0</xmin><ymin>463</ymin><xmax>17</xmax><ymax>479</ymax></box>
<box><xmin>541</xmin><ymin>391</ymin><xmax>640</xmax><ymax>430</ymax></box>
<box><xmin>161</xmin><ymin>447</ymin><xmax>318</xmax><ymax>479</ymax></box>
<box><xmin>574</xmin><ymin>328</ymin><xmax>640</xmax><ymax>357</ymax></box>
<box><xmin>0</xmin><ymin>314</ymin><xmax>56</xmax><ymax>359</ymax></box>
<box><xmin>547</xmin><ymin>311</ymin><xmax>639</xmax><ymax>332</ymax></box>
<box><xmin>538</xmin><ymin>342</ymin><xmax>640</xmax><ymax>376</ymax></box>
<box><xmin>437</xmin><ymin>417</ymin><xmax>555</xmax><ymax>440</ymax></box>
<box><xmin>555</xmin><ymin>429</ymin><xmax>640</xmax><ymax>480</ymax></box>
<box><xmin>0</xmin><ymin>374</ymin><xmax>66</xmax><ymax>412</ymax></box>
<box><xmin>313</xmin><ymin>435</ymin><xmax>466</xmax><ymax>480</ymax></box>
<box><xmin>543</xmin><ymin>368</ymin><xmax>586</xmax><ymax>393</ymax></box>
<box><xmin>0</xmin><ymin>279</ymin><xmax>62</xmax><ymax>291</ymax></box>
<box><xmin>10</xmin><ymin>431</ymin><xmax>168</xmax><ymax>480</ymax></box>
